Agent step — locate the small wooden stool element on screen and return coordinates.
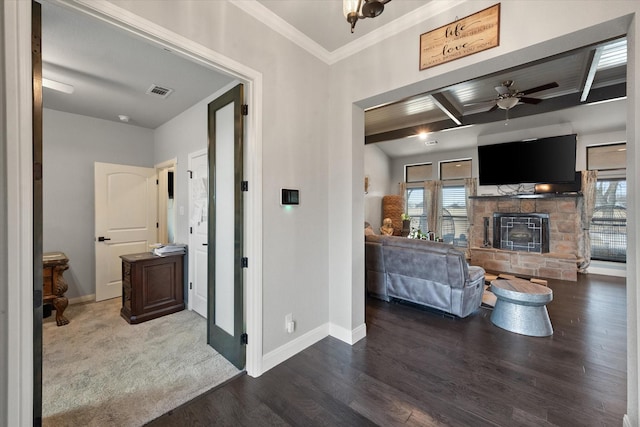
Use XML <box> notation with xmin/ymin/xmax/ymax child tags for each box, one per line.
<box><xmin>490</xmin><ymin>278</ymin><xmax>553</xmax><ymax>337</ymax></box>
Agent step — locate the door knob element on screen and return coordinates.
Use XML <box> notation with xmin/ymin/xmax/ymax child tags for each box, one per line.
<box><xmin>97</xmin><ymin>236</ymin><xmax>111</xmax><ymax>242</ymax></box>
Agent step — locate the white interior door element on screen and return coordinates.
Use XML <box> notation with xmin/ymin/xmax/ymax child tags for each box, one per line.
<box><xmin>188</xmin><ymin>149</ymin><xmax>209</xmax><ymax>318</ymax></box>
<box><xmin>95</xmin><ymin>162</ymin><xmax>157</xmax><ymax>301</ymax></box>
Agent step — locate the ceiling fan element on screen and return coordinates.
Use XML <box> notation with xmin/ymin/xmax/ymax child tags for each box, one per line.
<box><xmin>484</xmin><ymin>80</ymin><xmax>560</xmax><ymax>112</ymax></box>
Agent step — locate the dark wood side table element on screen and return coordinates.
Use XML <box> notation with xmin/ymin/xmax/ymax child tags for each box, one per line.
<box><xmin>42</xmin><ymin>251</ymin><xmax>70</xmax><ymax>326</ymax></box>
<box><xmin>120</xmin><ymin>252</ymin><xmax>185</xmax><ymax>324</ymax></box>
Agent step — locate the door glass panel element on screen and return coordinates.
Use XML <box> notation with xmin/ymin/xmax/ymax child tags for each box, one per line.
<box><xmin>215</xmin><ymin>102</ymin><xmax>235</xmax><ymax>336</ymax></box>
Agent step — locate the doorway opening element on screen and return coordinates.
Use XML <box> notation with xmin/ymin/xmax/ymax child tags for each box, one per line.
<box><xmin>32</xmin><ymin>0</ymin><xmax>264</xmax><ymax>424</ymax></box>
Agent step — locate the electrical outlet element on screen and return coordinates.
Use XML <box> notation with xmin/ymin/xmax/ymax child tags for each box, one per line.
<box><xmin>285</xmin><ymin>313</ymin><xmax>294</xmax><ymax>333</ymax></box>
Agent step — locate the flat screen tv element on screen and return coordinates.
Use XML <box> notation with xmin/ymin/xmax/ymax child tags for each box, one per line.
<box><xmin>478</xmin><ymin>134</ymin><xmax>577</xmax><ymax>186</ymax></box>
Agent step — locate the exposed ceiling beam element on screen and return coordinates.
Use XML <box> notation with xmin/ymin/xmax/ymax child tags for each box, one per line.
<box><xmin>365</xmin><ymin>83</ymin><xmax>626</xmax><ymax>145</ymax></box>
<box><xmin>430</xmin><ymin>92</ymin><xmax>462</xmax><ymax>125</ymax></box>
<box><xmin>580</xmin><ymin>47</ymin><xmax>603</xmax><ymax>102</ymax></box>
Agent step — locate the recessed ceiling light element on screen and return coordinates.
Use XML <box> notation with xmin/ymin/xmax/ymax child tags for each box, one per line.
<box><xmin>118</xmin><ymin>115</ymin><xmax>130</xmax><ymax>123</ymax></box>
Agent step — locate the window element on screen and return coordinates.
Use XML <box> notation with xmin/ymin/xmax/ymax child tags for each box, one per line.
<box><xmin>590</xmin><ymin>179</ymin><xmax>627</xmax><ymax>262</ymax></box>
<box><xmin>587</xmin><ymin>143</ymin><xmax>627</xmax><ymax>263</ymax></box>
<box><xmin>440</xmin><ymin>159</ymin><xmax>471</xmax><ymax>248</ymax></box>
<box><xmin>441</xmin><ymin>185</ymin><xmax>470</xmax><ymax>247</ymax></box>
<box><xmin>405</xmin><ymin>163</ymin><xmax>432</xmax><ymax>183</ymax></box>
<box><xmin>404</xmin><ymin>163</ymin><xmax>432</xmax><ymax>233</ymax></box>
<box><xmin>406</xmin><ymin>186</ymin><xmax>427</xmax><ymax>232</ymax></box>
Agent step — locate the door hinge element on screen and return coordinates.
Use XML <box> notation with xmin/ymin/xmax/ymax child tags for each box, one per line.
<box><xmin>241</xmin><ymin>333</ymin><xmax>248</xmax><ymax>345</ymax></box>
<box><xmin>187</xmin><ymin>170</ymin><xmax>193</xmax><ymax>179</ymax></box>
<box><xmin>189</xmin><ymin>282</ymin><xmax>193</xmax><ymax>290</ymax></box>
<box><xmin>241</xmin><ymin>104</ymin><xmax>248</xmax><ymax>116</ymax></box>
<box><xmin>241</xmin><ymin>181</ymin><xmax>248</xmax><ymax>192</ymax></box>
<box><xmin>33</xmin><ymin>162</ymin><xmax>43</xmax><ymax>181</ymax></box>
<box><xmin>156</xmin><ymin>179</ymin><xmax>159</xmax><ymax>185</ymax></box>
<box><xmin>190</xmin><ymin>227</ymin><xmax>193</xmax><ymax>234</ymax></box>
<box><xmin>156</xmin><ymin>222</ymin><xmax>159</xmax><ymax>228</ymax></box>
<box><xmin>241</xmin><ymin>257</ymin><xmax>248</xmax><ymax>268</ymax></box>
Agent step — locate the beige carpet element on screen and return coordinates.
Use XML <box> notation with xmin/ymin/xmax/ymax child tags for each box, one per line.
<box><xmin>42</xmin><ymin>298</ymin><xmax>241</xmax><ymax>427</ymax></box>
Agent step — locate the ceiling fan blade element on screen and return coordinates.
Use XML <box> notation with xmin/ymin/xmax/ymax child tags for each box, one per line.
<box><xmin>487</xmin><ymin>104</ymin><xmax>499</xmax><ymax>112</ymax></box>
<box><xmin>520</xmin><ymin>82</ymin><xmax>559</xmax><ymax>96</ymax></box>
<box><xmin>519</xmin><ymin>97</ymin><xmax>542</xmax><ymax>105</ymax></box>
<box><xmin>463</xmin><ymin>100</ymin><xmax>495</xmax><ymax>107</ymax></box>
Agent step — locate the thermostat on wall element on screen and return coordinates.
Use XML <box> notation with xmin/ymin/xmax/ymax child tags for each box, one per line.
<box><xmin>281</xmin><ymin>188</ymin><xmax>300</xmax><ymax>206</ymax></box>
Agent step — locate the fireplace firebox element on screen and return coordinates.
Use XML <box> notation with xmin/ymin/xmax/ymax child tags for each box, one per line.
<box><xmin>493</xmin><ymin>213</ymin><xmax>550</xmax><ymax>253</ymax></box>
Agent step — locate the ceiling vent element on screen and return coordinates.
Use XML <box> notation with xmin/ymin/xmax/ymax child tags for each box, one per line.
<box><xmin>146</xmin><ymin>84</ymin><xmax>173</xmax><ymax>99</ymax></box>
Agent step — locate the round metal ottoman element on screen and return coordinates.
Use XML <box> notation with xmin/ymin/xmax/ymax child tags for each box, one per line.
<box><xmin>490</xmin><ymin>279</ymin><xmax>553</xmax><ymax>337</ymax></box>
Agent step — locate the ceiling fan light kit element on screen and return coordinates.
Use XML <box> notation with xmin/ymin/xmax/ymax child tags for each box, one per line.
<box><xmin>343</xmin><ymin>0</ymin><xmax>390</xmax><ymax>33</ymax></box>
<box><xmin>496</xmin><ymin>97</ymin><xmax>519</xmax><ymax>110</ymax></box>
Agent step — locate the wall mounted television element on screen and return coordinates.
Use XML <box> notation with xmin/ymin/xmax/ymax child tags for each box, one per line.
<box><xmin>478</xmin><ymin>134</ymin><xmax>577</xmax><ymax>186</ymax></box>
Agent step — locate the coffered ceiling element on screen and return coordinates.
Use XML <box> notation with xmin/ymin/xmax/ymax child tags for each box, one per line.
<box><xmin>365</xmin><ymin>37</ymin><xmax>627</xmax><ymax>145</ymax></box>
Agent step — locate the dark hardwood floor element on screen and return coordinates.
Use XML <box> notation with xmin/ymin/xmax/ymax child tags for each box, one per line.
<box><xmin>147</xmin><ymin>273</ymin><xmax>626</xmax><ymax>426</ymax></box>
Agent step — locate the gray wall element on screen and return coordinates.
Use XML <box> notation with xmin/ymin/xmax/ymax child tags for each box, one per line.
<box><xmin>43</xmin><ymin>108</ymin><xmax>155</xmax><ymax>299</ymax></box>
<box><xmin>364</xmin><ymin>144</ymin><xmax>391</xmax><ymax>232</ymax></box>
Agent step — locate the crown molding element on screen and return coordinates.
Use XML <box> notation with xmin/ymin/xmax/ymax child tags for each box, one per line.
<box><xmin>229</xmin><ymin>0</ymin><xmax>333</xmax><ymax>64</ymax></box>
<box><xmin>331</xmin><ymin>0</ymin><xmax>468</xmax><ymax>64</ymax></box>
<box><xmin>231</xmin><ymin>0</ymin><xmax>467</xmax><ymax>65</ymax></box>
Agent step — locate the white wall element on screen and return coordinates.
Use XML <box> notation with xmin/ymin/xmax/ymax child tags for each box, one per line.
<box><xmin>43</xmin><ymin>109</ymin><xmax>155</xmax><ymax>299</ymax></box>
<box><xmin>364</xmin><ymin>144</ymin><xmax>391</xmax><ymax>232</ymax></box>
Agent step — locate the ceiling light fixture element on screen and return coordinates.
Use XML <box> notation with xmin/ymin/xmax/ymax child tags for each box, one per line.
<box><xmin>42</xmin><ymin>78</ymin><xmax>74</xmax><ymax>94</ymax></box>
<box><xmin>343</xmin><ymin>0</ymin><xmax>391</xmax><ymax>33</ymax></box>
<box><xmin>496</xmin><ymin>97</ymin><xmax>519</xmax><ymax>110</ymax></box>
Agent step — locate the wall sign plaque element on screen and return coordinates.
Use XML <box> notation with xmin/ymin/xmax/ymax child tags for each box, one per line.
<box><xmin>420</xmin><ymin>4</ymin><xmax>500</xmax><ymax>70</ymax></box>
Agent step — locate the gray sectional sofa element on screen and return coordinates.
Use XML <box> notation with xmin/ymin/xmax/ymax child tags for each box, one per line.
<box><xmin>365</xmin><ymin>234</ymin><xmax>485</xmax><ymax>318</ymax></box>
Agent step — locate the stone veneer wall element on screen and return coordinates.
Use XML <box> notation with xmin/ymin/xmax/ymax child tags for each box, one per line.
<box><xmin>469</xmin><ymin>195</ymin><xmax>583</xmax><ymax>281</ymax></box>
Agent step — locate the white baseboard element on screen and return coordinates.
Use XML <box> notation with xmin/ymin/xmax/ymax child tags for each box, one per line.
<box><xmin>260</xmin><ymin>321</ymin><xmax>369</xmax><ymax>374</ymax></box>
<box><xmin>261</xmin><ymin>323</ymin><xmax>329</xmax><ymax>373</ymax></box>
<box><xmin>329</xmin><ymin>322</ymin><xmax>367</xmax><ymax>345</ymax></box>
<box><xmin>623</xmin><ymin>414</ymin><xmax>633</xmax><ymax>427</ymax></box>
<box><xmin>68</xmin><ymin>294</ymin><xmax>96</xmax><ymax>305</ymax></box>
<box><xmin>587</xmin><ymin>261</ymin><xmax>626</xmax><ymax>278</ymax></box>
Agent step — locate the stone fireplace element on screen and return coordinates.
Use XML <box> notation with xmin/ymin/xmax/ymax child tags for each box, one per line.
<box><xmin>469</xmin><ymin>195</ymin><xmax>583</xmax><ymax>281</ymax></box>
<box><xmin>493</xmin><ymin>212</ymin><xmax>550</xmax><ymax>253</ymax></box>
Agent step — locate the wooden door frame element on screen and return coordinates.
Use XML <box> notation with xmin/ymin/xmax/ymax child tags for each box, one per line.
<box><xmin>32</xmin><ymin>2</ymin><xmax>44</xmax><ymax>424</ymax></box>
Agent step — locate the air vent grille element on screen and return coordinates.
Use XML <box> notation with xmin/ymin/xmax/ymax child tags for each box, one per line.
<box><xmin>146</xmin><ymin>84</ymin><xmax>173</xmax><ymax>99</ymax></box>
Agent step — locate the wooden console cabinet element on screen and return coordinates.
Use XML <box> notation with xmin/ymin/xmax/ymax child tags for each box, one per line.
<box><xmin>42</xmin><ymin>251</ymin><xmax>70</xmax><ymax>326</ymax></box>
<box><xmin>120</xmin><ymin>252</ymin><xmax>185</xmax><ymax>324</ymax></box>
